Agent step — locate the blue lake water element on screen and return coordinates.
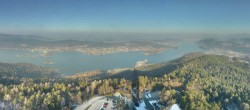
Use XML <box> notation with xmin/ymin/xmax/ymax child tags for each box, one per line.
<box><xmin>0</xmin><ymin>42</ymin><xmax>202</xmax><ymax>75</ymax></box>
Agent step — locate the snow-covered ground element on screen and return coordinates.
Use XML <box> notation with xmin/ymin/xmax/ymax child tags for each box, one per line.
<box><xmin>170</xmin><ymin>104</ymin><xmax>181</xmax><ymax>110</ymax></box>
<box><xmin>145</xmin><ymin>92</ymin><xmax>151</xmax><ymax>98</ymax></box>
<box><xmin>149</xmin><ymin>100</ymin><xmax>158</xmax><ymax>105</ymax></box>
<box><xmin>136</xmin><ymin>101</ymin><xmax>146</xmax><ymax>110</ymax></box>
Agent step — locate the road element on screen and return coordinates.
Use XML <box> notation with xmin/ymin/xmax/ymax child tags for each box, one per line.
<box><xmin>75</xmin><ymin>96</ymin><xmax>104</xmax><ymax>110</ymax></box>
<box><xmin>142</xmin><ymin>91</ymin><xmax>159</xmax><ymax>110</ymax></box>
<box><xmin>88</xmin><ymin>98</ymin><xmax>113</xmax><ymax>110</ymax></box>
<box><xmin>76</xmin><ymin>96</ymin><xmax>113</xmax><ymax>110</ymax></box>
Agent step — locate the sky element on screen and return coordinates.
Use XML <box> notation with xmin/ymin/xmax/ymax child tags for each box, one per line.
<box><xmin>0</xmin><ymin>0</ymin><xmax>250</xmax><ymax>37</ymax></box>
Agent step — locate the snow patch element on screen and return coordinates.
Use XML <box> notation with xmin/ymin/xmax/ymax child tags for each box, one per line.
<box><xmin>170</xmin><ymin>104</ymin><xmax>181</xmax><ymax>110</ymax></box>
<box><xmin>136</xmin><ymin>101</ymin><xmax>146</xmax><ymax>110</ymax></box>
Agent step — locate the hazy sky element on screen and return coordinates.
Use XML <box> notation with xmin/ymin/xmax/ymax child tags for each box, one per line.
<box><xmin>0</xmin><ymin>0</ymin><xmax>250</xmax><ymax>36</ymax></box>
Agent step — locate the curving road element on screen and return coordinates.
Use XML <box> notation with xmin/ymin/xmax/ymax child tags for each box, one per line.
<box><xmin>76</xmin><ymin>96</ymin><xmax>104</xmax><ymax>110</ymax></box>
<box><xmin>76</xmin><ymin>96</ymin><xmax>113</xmax><ymax>110</ymax></box>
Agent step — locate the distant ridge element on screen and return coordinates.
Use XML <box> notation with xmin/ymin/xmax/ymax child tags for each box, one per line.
<box><xmin>0</xmin><ymin>62</ymin><xmax>61</xmax><ymax>79</ymax></box>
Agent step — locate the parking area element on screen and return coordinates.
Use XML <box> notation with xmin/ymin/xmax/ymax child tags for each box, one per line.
<box><xmin>88</xmin><ymin>98</ymin><xmax>113</xmax><ymax>110</ymax></box>
<box><xmin>76</xmin><ymin>95</ymin><xmax>122</xmax><ymax>110</ymax></box>
<box><xmin>143</xmin><ymin>91</ymin><xmax>161</xmax><ymax>110</ymax></box>
<box><xmin>76</xmin><ymin>96</ymin><xmax>104</xmax><ymax>110</ymax></box>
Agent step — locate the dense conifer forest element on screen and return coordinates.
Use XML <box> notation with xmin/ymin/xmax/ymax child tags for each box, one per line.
<box><xmin>0</xmin><ymin>54</ymin><xmax>249</xmax><ymax>110</ymax></box>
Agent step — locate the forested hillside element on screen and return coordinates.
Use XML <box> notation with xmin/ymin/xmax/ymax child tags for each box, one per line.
<box><xmin>0</xmin><ymin>62</ymin><xmax>61</xmax><ymax>79</ymax></box>
<box><xmin>0</xmin><ymin>54</ymin><xmax>249</xmax><ymax>110</ymax></box>
<box><xmin>137</xmin><ymin>54</ymin><xmax>250</xmax><ymax>110</ymax></box>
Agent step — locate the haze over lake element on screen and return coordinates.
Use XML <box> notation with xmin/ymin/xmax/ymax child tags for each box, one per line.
<box><xmin>0</xmin><ymin>41</ymin><xmax>201</xmax><ymax>74</ymax></box>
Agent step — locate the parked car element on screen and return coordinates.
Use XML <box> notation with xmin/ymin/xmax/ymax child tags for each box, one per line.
<box><xmin>103</xmin><ymin>102</ymin><xmax>109</xmax><ymax>108</ymax></box>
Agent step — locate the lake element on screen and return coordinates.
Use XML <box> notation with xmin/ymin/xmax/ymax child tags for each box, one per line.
<box><xmin>0</xmin><ymin>42</ymin><xmax>202</xmax><ymax>75</ymax></box>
